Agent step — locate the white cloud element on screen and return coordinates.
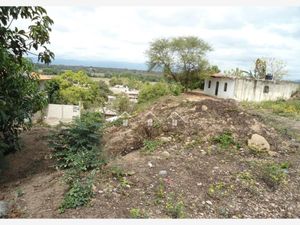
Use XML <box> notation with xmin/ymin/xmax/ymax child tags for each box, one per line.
<box><xmin>44</xmin><ymin>6</ymin><xmax>300</xmax><ymax>80</ymax></box>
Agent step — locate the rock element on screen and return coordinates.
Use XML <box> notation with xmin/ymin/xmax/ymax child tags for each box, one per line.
<box><xmin>201</xmin><ymin>150</ymin><xmax>207</xmax><ymax>155</ymax></box>
<box><xmin>0</xmin><ymin>194</ymin><xmax>4</xmax><ymax>201</ymax></box>
<box><xmin>161</xmin><ymin>151</ymin><xmax>170</xmax><ymax>158</ymax></box>
<box><xmin>201</xmin><ymin>105</ymin><xmax>208</xmax><ymax>111</ymax></box>
<box><xmin>159</xmin><ymin>170</ymin><xmax>168</xmax><ymax>176</ymax></box>
<box><xmin>160</xmin><ymin>136</ymin><xmax>171</xmax><ymax>142</ymax></box>
<box><xmin>267</xmin><ymin>150</ymin><xmax>278</xmax><ymax>157</ymax></box>
<box><xmin>148</xmin><ymin>162</ymin><xmax>154</xmax><ymax>168</ymax></box>
<box><xmin>197</xmin><ymin>182</ymin><xmax>202</xmax><ymax>186</ymax></box>
<box><xmin>248</xmin><ymin>134</ymin><xmax>270</xmax><ymax>151</ymax></box>
<box><xmin>0</xmin><ymin>201</ymin><xmax>8</xmax><ymax>218</ymax></box>
<box><xmin>206</xmin><ymin>200</ymin><xmax>213</xmax><ymax>205</ymax></box>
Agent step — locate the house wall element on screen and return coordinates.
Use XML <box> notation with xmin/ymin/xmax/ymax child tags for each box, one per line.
<box><xmin>234</xmin><ymin>79</ymin><xmax>300</xmax><ymax>102</ymax></box>
<box><xmin>203</xmin><ymin>78</ymin><xmax>235</xmax><ymax>99</ymax></box>
<box><xmin>46</xmin><ymin>104</ymin><xmax>80</xmax><ymax>120</ymax></box>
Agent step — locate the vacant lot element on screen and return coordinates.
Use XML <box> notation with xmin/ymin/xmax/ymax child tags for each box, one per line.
<box><xmin>1</xmin><ymin>96</ymin><xmax>300</xmax><ymax>218</ymax></box>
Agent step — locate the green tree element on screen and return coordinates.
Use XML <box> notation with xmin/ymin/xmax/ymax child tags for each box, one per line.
<box><xmin>0</xmin><ymin>7</ymin><xmax>54</xmax><ymax>155</ymax></box>
<box><xmin>48</xmin><ymin>70</ymin><xmax>106</xmax><ymax>109</ymax></box>
<box><xmin>146</xmin><ymin>36</ymin><xmax>213</xmax><ymax>91</ymax></box>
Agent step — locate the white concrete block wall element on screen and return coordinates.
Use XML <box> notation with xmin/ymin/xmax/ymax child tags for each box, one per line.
<box><xmin>46</xmin><ymin>104</ymin><xmax>80</xmax><ymax>120</ymax></box>
<box><xmin>234</xmin><ymin>79</ymin><xmax>299</xmax><ymax>102</ymax></box>
<box><xmin>204</xmin><ymin>78</ymin><xmax>235</xmax><ymax>99</ymax></box>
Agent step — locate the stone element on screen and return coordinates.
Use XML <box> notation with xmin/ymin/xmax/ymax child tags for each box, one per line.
<box><xmin>159</xmin><ymin>170</ymin><xmax>168</xmax><ymax>176</ymax></box>
<box><xmin>267</xmin><ymin>150</ymin><xmax>278</xmax><ymax>157</ymax></box>
<box><xmin>0</xmin><ymin>201</ymin><xmax>8</xmax><ymax>218</ymax></box>
<box><xmin>206</xmin><ymin>200</ymin><xmax>213</xmax><ymax>205</ymax></box>
<box><xmin>201</xmin><ymin>105</ymin><xmax>208</xmax><ymax>111</ymax></box>
<box><xmin>161</xmin><ymin>151</ymin><xmax>170</xmax><ymax>158</ymax></box>
<box><xmin>248</xmin><ymin>134</ymin><xmax>270</xmax><ymax>151</ymax></box>
<box><xmin>148</xmin><ymin>162</ymin><xmax>154</xmax><ymax>168</ymax></box>
<box><xmin>160</xmin><ymin>136</ymin><xmax>172</xmax><ymax>142</ymax></box>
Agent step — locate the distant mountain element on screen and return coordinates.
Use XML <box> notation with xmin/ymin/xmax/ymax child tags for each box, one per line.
<box><xmin>50</xmin><ymin>58</ymin><xmax>148</xmax><ymax>71</ymax></box>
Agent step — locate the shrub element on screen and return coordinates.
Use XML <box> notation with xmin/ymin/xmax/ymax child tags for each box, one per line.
<box><xmin>59</xmin><ymin>178</ymin><xmax>94</xmax><ymax>213</ymax></box>
<box><xmin>48</xmin><ymin>112</ymin><xmax>105</xmax><ymax>212</ymax></box>
<box><xmin>112</xmin><ymin>93</ymin><xmax>133</xmax><ymax>113</ymax></box>
<box><xmin>49</xmin><ymin>112</ymin><xmax>104</xmax><ymax>171</ymax></box>
<box><xmin>138</xmin><ymin>82</ymin><xmax>183</xmax><ymax>104</ymax></box>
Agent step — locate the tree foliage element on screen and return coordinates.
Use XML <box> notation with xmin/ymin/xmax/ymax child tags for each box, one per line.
<box><xmin>45</xmin><ymin>70</ymin><xmax>109</xmax><ymax>109</ymax></box>
<box><xmin>146</xmin><ymin>36</ymin><xmax>213</xmax><ymax>90</ymax></box>
<box><xmin>0</xmin><ymin>7</ymin><xmax>54</xmax><ymax>155</ymax></box>
<box><xmin>138</xmin><ymin>82</ymin><xmax>183</xmax><ymax>104</ymax></box>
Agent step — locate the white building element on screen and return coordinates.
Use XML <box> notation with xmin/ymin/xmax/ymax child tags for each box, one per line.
<box><xmin>110</xmin><ymin>85</ymin><xmax>139</xmax><ymax>102</ymax></box>
<box><xmin>203</xmin><ymin>73</ymin><xmax>300</xmax><ymax>102</ymax></box>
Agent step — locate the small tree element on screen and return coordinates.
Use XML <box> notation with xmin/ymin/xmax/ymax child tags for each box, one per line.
<box><xmin>112</xmin><ymin>93</ymin><xmax>132</xmax><ymax>113</ymax></box>
<box><xmin>0</xmin><ymin>7</ymin><xmax>54</xmax><ymax>155</ymax></box>
<box><xmin>264</xmin><ymin>57</ymin><xmax>288</xmax><ymax>80</ymax></box>
<box><xmin>146</xmin><ymin>36</ymin><xmax>213</xmax><ymax>91</ymax></box>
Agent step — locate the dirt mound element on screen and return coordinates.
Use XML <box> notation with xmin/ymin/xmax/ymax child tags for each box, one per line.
<box><xmin>104</xmin><ymin>97</ymin><xmax>291</xmax><ymax>158</ymax></box>
<box><xmin>2</xmin><ymin>96</ymin><xmax>300</xmax><ymax>218</ymax></box>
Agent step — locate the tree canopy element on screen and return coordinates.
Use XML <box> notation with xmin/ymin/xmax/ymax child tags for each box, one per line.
<box><xmin>45</xmin><ymin>71</ymin><xmax>110</xmax><ymax>109</ymax></box>
<box><xmin>146</xmin><ymin>36</ymin><xmax>213</xmax><ymax>90</ymax></box>
<box><xmin>0</xmin><ymin>7</ymin><xmax>54</xmax><ymax>155</ymax></box>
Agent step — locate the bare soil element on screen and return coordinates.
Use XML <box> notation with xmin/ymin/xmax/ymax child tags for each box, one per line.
<box><xmin>1</xmin><ymin>95</ymin><xmax>300</xmax><ymax>218</ymax></box>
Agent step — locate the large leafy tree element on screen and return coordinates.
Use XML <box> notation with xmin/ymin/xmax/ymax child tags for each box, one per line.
<box><xmin>45</xmin><ymin>71</ymin><xmax>108</xmax><ymax>109</ymax></box>
<box><xmin>0</xmin><ymin>7</ymin><xmax>54</xmax><ymax>155</ymax></box>
<box><xmin>146</xmin><ymin>36</ymin><xmax>213</xmax><ymax>91</ymax></box>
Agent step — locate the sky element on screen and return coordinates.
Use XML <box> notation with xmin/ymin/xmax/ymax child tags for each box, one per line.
<box><xmin>40</xmin><ymin>6</ymin><xmax>300</xmax><ymax>80</ymax></box>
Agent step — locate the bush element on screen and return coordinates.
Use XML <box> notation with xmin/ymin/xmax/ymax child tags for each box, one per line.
<box><xmin>49</xmin><ymin>112</ymin><xmax>104</xmax><ymax>171</ymax></box>
<box><xmin>59</xmin><ymin>176</ymin><xmax>94</xmax><ymax>213</ymax></box>
<box><xmin>112</xmin><ymin>93</ymin><xmax>133</xmax><ymax>113</ymax></box>
<box><xmin>138</xmin><ymin>82</ymin><xmax>183</xmax><ymax>104</ymax></box>
<box><xmin>49</xmin><ymin>112</ymin><xmax>105</xmax><ymax>213</ymax></box>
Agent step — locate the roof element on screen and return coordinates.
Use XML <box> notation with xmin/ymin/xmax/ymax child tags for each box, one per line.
<box><xmin>210</xmin><ymin>73</ymin><xmax>234</xmax><ymax>79</ymax></box>
<box><xmin>31</xmin><ymin>72</ymin><xmax>53</xmax><ymax>81</ymax></box>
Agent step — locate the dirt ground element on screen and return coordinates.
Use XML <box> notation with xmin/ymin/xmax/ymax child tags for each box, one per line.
<box><xmin>1</xmin><ymin>95</ymin><xmax>300</xmax><ymax>218</ymax></box>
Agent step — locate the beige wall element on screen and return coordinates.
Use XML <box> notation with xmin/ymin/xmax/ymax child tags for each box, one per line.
<box><xmin>234</xmin><ymin>79</ymin><xmax>299</xmax><ymax>102</ymax></box>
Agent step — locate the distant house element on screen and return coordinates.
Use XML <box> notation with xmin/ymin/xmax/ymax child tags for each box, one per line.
<box><xmin>110</xmin><ymin>85</ymin><xmax>139</xmax><ymax>102</ymax></box>
<box><xmin>36</xmin><ymin>73</ymin><xmax>53</xmax><ymax>90</ymax></box>
<box><xmin>203</xmin><ymin>73</ymin><xmax>300</xmax><ymax>102</ymax></box>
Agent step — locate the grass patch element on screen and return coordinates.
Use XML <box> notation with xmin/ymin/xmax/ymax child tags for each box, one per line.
<box><xmin>242</xmin><ymin>99</ymin><xmax>300</xmax><ymax>118</ymax></box>
<box><xmin>129</xmin><ymin>208</ymin><xmax>148</xmax><ymax>218</ymax></box>
<box><xmin>259</xmin><ymin>162</ymin><xmax>289</xmax><ymax>190</ymax></box>
<box><xmin>141</xmin><ymin>139</ymin><xmax>162</xmax><ymax>154</ymax></box>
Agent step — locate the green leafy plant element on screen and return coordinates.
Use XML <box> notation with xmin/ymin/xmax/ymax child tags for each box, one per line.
<box><xmin>208</xmin><ymin>182</ymin><xmax>234</xmax><ymax>199</ymax></box>
<box><xmin>259</xmin><ymin>162</ymin><xmax>288</xmax><ymax>189</ymax></box>
<box><xmin>129</xmin><ymin>208</ymin><xmax>147</xmax><ymax>218</ymax></box>
<box><xmin>59</xmin><ymin>178</ymin><xmax>94</xmax><ymax>213</ymax></box>
<box><xmin>165</xmin><ymin>194</ymin><xmax>185</xmax><ymax>218</ymax></box>
<box><xmin>49</xmin><ymin>112</ymin><xmax>104</xmax><ymax>171</ymax></box>
<box><xmin>212</xmin><ymin>131</ymin><xmax>235</xmax><ymax>149</ymax></box>
<box><xmin>154</xmin><ymin>178</ymin><xmax>166</xmax><ymax>205</ymax></box>
<box><xmin>49</xmin><ymin>112</ymin><xmax>104</xmax><ymax>213</ymax></box>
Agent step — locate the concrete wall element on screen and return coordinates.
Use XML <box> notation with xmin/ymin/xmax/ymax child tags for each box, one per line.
<box><xmin>203</xmin><ymin>78</ymin><xmax>235</xmax><ymax>99</ymax></box>
<box><xmin>204</xmin><ymin>78</ymin><xmax>300</xmax><ymax>102</ymax></box>
<box><xmin>46</xmin><ymin>104</ymin><xmax>80</xmax><ymax>120</ymax></box>
<box><xmin>234</xmin><ymin>79</ymin><xmax>300</xmax><ymax>102</ymax></box>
